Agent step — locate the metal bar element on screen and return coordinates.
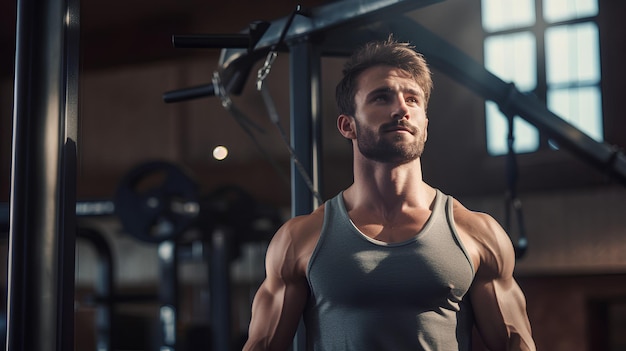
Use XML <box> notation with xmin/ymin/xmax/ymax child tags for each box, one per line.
<box><xmin>172</xmin><ymin>34</ymin><xmax>249</xmax><ymax>49</ymax></box>
<box><xmin>253</xmin><ymin>0</ymin><xmax>442</xmax><ymax>50</ymax></box>
<box><xmin>289</xmin><ymin>39</ymin><xmax>323</xmax><ymax>351</ymax></box>
<box><xmin>1</xmin><ymin>200</ymin><xmax>114</xmax><ymax>226</ymax></box>
<box><xmin>77</xmin><ymin>228</ymin><xmax>115</xmax><ymax>351</ymax></box>
<box><xmin>290</xmin><ymin>40</ymin><xmax>323</xmax><ymax>215</ymax></box>
<box><xmin>210</xmin><ymin>227</ymin><xmax>233</xmax><ymax>351</ymax></box>
<box><xmin>214</xmin><ymin>0</ymin><xmax>442</xmax><ymax>99</ymax></box>
<box><xmin>7</xmin><ymin>0</ymin><xmax>79</xmax><ymax>349</ymax></box>
<box><xmin>163</xmin><ymin>84</ymin><xmax>215</xmax><ymax>103</ymax></box>
<box><xmin>58</xmin><ymin>0</ymin><xmax>80</xmax><ymax>346</ymax></box>
<box><xmin>158</xmin><ymin>240</ymin><xmax>178</xmax><ymax>351</ymax></box>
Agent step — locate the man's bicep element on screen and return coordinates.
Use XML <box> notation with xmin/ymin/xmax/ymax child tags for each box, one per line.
<box><xmin>244</xmin><ymin>223</ymin><xmax>310</xmax><ymax>351</ymax></box>
<box><xmin>469</xmin><ymin>221</ymin><xmax>536</xmax><ymax>351</ymax></box>
<box><xmin>244</xmin><ymin>275</ymin><xmax>308</xmax><ymax>351</ymax></box>
<box><xmin>470</xmin><ymin>275</ymin><xmax>535</xmax><ymax>351</ymax></box>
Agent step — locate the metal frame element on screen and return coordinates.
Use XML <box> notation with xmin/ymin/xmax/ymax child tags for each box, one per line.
<box><xmin>211</xmin><ymin>2</ymin><xmax>626</xmax><ymax>196</ymax></box>
<box><xmin>289</xmin><ymin>40</ymin><xmax>323</xmax><ymax>214</ymax></box>
<box><xmin>77</xmin><ymin>228</ymin><xmax>115</xmax><ymax>351</ymax></box>
<box><xmin>168</xmin><ymin>0</ymin><xmax>625</xmax><ymax>215</ymax></box>
<box><xmin>8</xmin><ymin>0</ymin><xmax>80</xmax><ymax>350</ymax></box>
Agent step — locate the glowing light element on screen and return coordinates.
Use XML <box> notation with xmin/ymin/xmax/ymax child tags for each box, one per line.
<box><xmin>212</xmin><ymin>145</ymin><xmax>229</xmax><ymax>161</ymax></box>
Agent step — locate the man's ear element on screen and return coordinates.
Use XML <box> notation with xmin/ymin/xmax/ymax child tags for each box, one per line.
<box><xmin>424</xmin><ymin>117</ymin><xmax>428</xmax><ymax>142</ymax></box>
<box><xmin>337</xmin><ymin>114</ymin><xmax>357</xmax><ymax>139</ymax></box>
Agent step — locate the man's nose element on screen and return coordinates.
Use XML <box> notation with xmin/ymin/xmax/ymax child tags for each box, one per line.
<box><xmin>391</xmin><ymin>96</ymin><xmax>409</xmax><ymax>120</ymax></box>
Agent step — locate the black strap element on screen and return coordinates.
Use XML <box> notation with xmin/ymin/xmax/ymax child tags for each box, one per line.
<box><xmin>503</xmin><ymin>104</ymin><xmax>528</xmax><ymax>259</ymax></box>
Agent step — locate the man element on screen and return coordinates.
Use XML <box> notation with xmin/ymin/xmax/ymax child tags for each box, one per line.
<box><xmin>243</xmin><ymin>37</ymin><xmax>536</xmax><ymax>351</ymax></box>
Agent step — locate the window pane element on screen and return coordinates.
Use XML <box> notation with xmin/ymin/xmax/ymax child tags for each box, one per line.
<box><xmin>544</xmin><ymin>0</ymin><xmax>598</xmax><ymax>23</ymax></box>
<box><xmin>482</xmin><ymin>0</ymin><xmax>535</xmax><ymax>32</ymax></box>
<box><xmin>485</xmin><ymin>32</ymin><xmax>537</xmax><ymax>91</ymax></box>
<box><xmin>545</xmin><ymin>23</ymin><xmax>600</xmax><ymax>85</ymax></box>
<box><xmin>548</xmin><ymin>86</ymin><xmax>603</xmax><ymax>141</ymax></box>
<box><xmin>484</xmin><ymin>32</ymin><xmax>539</xmax><ymax>155</ymax></box>
<box><xmin>486</xmin><ymin>101</ymin><xmax>540</xmax><ymax>155</ymax></box>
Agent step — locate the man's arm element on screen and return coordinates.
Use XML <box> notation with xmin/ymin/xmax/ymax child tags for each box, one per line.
<box><xmin>243</xmin><ymin>218</ymin><xmax>313</xmax><ymax>351</ymax></box>
<box><xmin>465</xmin><ymin>212</ymin><xmax>536</xmax><ymax>351</ymax></box>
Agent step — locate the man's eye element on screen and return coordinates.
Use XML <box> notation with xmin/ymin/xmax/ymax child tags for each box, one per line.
<box><xmin>406</xmin><ymin>97</ymin><xmax>419</xmax><ymax>104</ymax></box>
<box><xmin>373</xmin><ymin>95</ymin><xmax>389</xmax><ymax>102</ymax></box>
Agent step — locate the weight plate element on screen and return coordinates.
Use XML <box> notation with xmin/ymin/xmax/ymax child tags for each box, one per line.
<box><xmin>114</xmin><ymin>161</ymin><xmax>199</xmax><ymax>243</ymax></box>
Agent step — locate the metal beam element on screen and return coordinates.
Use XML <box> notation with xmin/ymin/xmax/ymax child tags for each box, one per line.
<box><xmin>7</xmin><ymin>0</ymin><xmax>79</xmax><ymax>349</ymax></box>
<box><xmin>289</xmin><ymin>38</ymin><xmax>323</xmax><ymax>351</ymax></box>
<box><xmin>215</xmin><ymin>0</ymin><xmax>442</xmax><ymax>97</ymax></box>
<box><xmin>164</xmin><ymin>0</ymin><xmax>443</xmax><ymax>101</ymax></box>
<box><xmin>220</xmin><ymin>12</ymin><xmax>626</xmax><ymax>187</ymax></box>
<box><xmin>290</xmin><ymin>40</ymin><xmax>323</xmax><ymax>214</ymax></box>
<box><xmin>252</xmin><ymin>0</ymin><xmax>443</xmax><ymax>50</ymax></box>
<box><xmin>383</xmin><ymin>17</ymin><xmax>626</xmax><ymax>186</ymax></box>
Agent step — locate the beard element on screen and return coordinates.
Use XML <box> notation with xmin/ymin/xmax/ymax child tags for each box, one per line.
<box><xmin>355</xmin><ymin>119</ymin><xmax>426</xmax><ymax>164</ymax></box>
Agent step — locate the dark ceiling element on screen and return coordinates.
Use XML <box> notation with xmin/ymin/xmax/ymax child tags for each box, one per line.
<box><xmin>0</xmin><ymin>0</ymin><xmax>333</xmax><ymax>78</ymax></box>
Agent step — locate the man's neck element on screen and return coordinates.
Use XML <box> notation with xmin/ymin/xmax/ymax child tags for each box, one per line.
<box><xmin>347</xmin><ymin>156</ymin><xmax>434</xmax><ymax>211</ymax></box>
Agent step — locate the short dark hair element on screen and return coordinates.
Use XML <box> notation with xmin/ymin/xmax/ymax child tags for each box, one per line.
<box><xmin>335</xmin><ymin>36</ymin><xmax>433</xmax><ymax>116</ymax></box>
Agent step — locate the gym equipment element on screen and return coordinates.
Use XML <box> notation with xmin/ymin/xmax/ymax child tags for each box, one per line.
<box><xmin>165</xmin><ymin>1</ymin><xmax>626</xmax><ymax>189</ymax></box>
<box><xmin>77</xmin><ymin>228</ymin><xmax>115</xmax><ymax>351</ymax></box>
<box><xmin>112</xmin><ymin>160</ymin><xmax>198</xmax><ymax>349</ymax></box>
<box><xmin>110</xmin><ymin>161</ymin><xmax>281</xmax><ymax>351</ymax></box>
<box><xmin>8</xmin><ymin>0</ymin><xmax>80</xmax><ymax>348</ymax></box>
<box><xmin>201</xmin><ymin>185</ymin><xmax>281</xmax><ymax>240</ymax></box>
<box><xmin>114</xmin><ymin>160</ymin><xmax>200</xmax><ymax>243</ymax></box>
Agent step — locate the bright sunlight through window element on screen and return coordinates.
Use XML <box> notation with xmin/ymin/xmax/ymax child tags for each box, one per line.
<box><xmin>481</xmin><ymin>0</ymin><xmax>602</xmax><ymax>156</ymax></box>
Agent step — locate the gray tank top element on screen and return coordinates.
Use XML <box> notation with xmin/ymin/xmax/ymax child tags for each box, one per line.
<box><xmin>304</xmin><ymin>189</ymin><xmax>475</xmax><ymax>351</ymax></box>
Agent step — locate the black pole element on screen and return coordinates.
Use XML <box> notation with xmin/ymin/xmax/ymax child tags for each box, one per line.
<box><xmin>289</xmin><ymin>39</ymin><xmax>323</xmax><ymax>351</ymax></box>
<box><xmin>158</xmin><ymin>239</ymin><xmax>179</xmax><ymax>351</ymax></box>
<box><xmin>78</xmin><ymin>228</ymin><xmax>115</xmax><ymax>351</ymax></box>
<box><xmin>210</xmin><ymin>227</ymin><xmax>233</xmax><ymax>351</ymax></box>
<box><xmin>7</xmin><ymin>0</ymin><xmax>79</xmax><ymax>348</ymax></box>
<box><xmin>289</xmin><ymin>40</ymin><xmax>323</xmax><ymax>215</ymax></box>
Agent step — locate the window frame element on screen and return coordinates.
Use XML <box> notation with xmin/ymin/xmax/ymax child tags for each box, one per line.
<box><xmin>481</xmin><ymin>0</ymin><xmax>603</xmax><ymax>156</ymax></box>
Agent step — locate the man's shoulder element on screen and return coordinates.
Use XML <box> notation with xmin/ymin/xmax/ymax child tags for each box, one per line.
<box><xmin>450</xmin><ymin>197</ymin><xmax>516</xmax><ymax>276</ymax></box>
<box><xmin>451</xmin><ymin>199</ymin><xmax>499</xmax><ymax>231</ymax></box>
<box><xmin>269</xmin><ymin>204</ymin><xmax>326</xmax><ymax>252</ymax></box>
<box><xmin>283</xmin><ymin>204</ymin><xmax>326</xmax><ymax>236</ymax></box>
<box><xmin>265</xmin><ymin>204</ymin><xmax>326</xmax><ymax>276</ymax></box>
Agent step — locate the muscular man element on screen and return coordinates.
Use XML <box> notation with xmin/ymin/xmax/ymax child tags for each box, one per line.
<box><xmin>243</xmin><ymin>37</ymin><xmax>535</xmax><ymax>351</ymax></box>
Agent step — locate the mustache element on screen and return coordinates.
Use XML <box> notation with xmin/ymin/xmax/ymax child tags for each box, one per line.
<box><xmin>380</xmin><ymin>120</ymin><xmax>418</xmax><ymax>134</ymax></box>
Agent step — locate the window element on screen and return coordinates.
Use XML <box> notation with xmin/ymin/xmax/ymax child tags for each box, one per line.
<box><xmin>481</xmin><ymin>0</ymin><xmax>602</xmax><ymax>156</ymax></box>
